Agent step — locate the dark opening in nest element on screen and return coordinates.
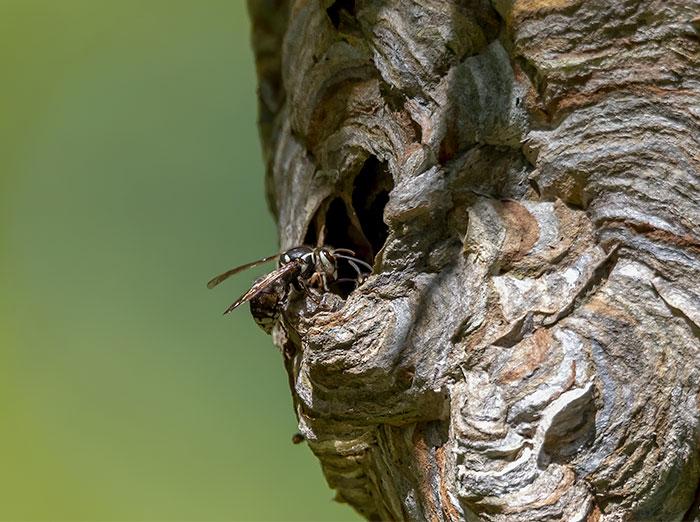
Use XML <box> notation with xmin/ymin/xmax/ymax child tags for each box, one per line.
<box><xmin>304</xmin><ymin>155</ymin><xmax>393</xmax><ymax>297</ymax></box>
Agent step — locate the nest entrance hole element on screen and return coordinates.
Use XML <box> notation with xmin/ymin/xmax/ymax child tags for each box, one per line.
<box><xmin>352</xmin><ymin>155</ymin><xmax>392</xmax><ymax>257</ymax></box>
<box><xmin>304</xmin><ymin>155</ymin><xmax>393</xmax><ymax>296</ymax></box>
<box><xmin>326</xmin><ymin>0</ymin><xmax>356</xmax><ymax>29</ymax></box>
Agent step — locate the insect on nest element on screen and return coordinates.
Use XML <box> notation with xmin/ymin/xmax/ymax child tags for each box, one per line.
<box><xmin>206</xmin><ymin>246</ymin><xmax>372</xmax><ymax>334</ymax></box>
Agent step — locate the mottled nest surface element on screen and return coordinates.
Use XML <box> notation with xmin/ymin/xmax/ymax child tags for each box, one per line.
<box><xmin>247</xmin><ymin>1</ymin><xmax>700</xmax><ymax>520</ymax></box>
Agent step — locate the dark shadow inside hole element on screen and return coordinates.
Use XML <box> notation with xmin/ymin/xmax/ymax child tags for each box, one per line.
<box><xmin>325</xmin><ymin>198</ymin><xmax>373</xmax><ymax>297</ymax></box>
<box><xmin>326</xmin><ymin>0</ymin><xmax>356</xmax><ymax>29</ymax></box>
<box><xmin>302</xmin><ymin>156</ymin><xmax>393</xmax><ymax>298</ymax></box>
<box><xmin>352</xmin><ymin>155</ymin><xmax>393</xmax><ymax>257</ymax></box>
<box><xmin>304</xmin><ymin>217</ymin><xmax>318</xmax><ymax>247</ymax></box>
<box><xmin>324</xmin><ymin>197</ymin><xmax>371</xmax><ymax>258</ymax></box>
<box><xmin>304</xmin><ymin>197</ymin><xmax>371</xmax><ymax>298</ymax></box>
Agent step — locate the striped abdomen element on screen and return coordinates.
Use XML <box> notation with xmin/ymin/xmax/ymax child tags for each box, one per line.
<box><xmin>248</xmin><ymin>276</ymin><xmax>288</xmax><ymax>334</ymax></box>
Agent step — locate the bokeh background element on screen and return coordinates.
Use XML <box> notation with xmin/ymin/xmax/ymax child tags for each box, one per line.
<box><xmin>0</xmin><ymin>1</ymin><xmax>359</xmax><ymax>520</ymax></box>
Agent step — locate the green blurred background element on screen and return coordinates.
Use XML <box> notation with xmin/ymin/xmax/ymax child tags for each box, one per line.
<box><xmin>0</xmin><ymin>1</ymin><xmax>358</xmax><ymax>520</ymax></box>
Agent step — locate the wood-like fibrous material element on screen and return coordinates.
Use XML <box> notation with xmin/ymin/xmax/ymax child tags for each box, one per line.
<box><xmin>247</xmin><ymin>1</ymin><xmax>700</xmax><ymax>519</ymax></box>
